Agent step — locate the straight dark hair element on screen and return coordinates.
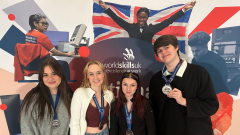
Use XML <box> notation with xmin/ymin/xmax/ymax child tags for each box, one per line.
<box><xmin>29</xmin><ymin>13</ymin><xmax>47</xmax><ymax>32</ymax></box>
<box><xmin>115</xmin><ymin>72</ymin><xmax>146</xmax><ymax>119</ymax></box>
<box><xmin>18</xmin><ymin>59</ymin><xmax>73</xmax><ymax>122</ymax></box>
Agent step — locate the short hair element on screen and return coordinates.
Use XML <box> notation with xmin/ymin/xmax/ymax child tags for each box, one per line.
<box><xmin>29</xmin><ymin>13</ymin><xmax>47</xmax><ymax>31</ymax></box>
<box><xmin>154</xmin><ymin>34</ymin><xmax>179</xmax><ymax>56</ymax></box>
<box><xmin>137</xmin><ymin>7</ymin><xmax>150</xmax><ymax>17</ymax></box>
<box><xmin>188</xmin><ymin>31</ymin><xmax>210</xmax><ymax>46</ymax></box>
<box><xmin>81</xmin><ymin>60</ymin><xmax>108</xmax><ymax>90</ymax></box>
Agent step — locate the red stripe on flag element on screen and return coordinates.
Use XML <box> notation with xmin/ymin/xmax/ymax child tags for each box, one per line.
<box><xmin>134</xmin><ymin>6</ymin><xmax>141</xmax><ymax>23</ymax></box>
<box><xmin>93</xmin><ymin>16</ymin><xmax>124</xmax><ymax>30</ymax></box>
<box><xmin>189</xmin><ymin>7</ymin><xmax>240</xmax><ymax>37</ymax></box>
<box><xmin>155</xmin><ymin>26</ymin><xmax>186</xmax><ymax>37</ymax></box>
<box><xmin>110</xmin><ymin>6</ymin><xmax>129</xmax><ymax>20</ymax></box>
<box><xmin>155</xmin><ymin>8</ymin><xmax>183</xmax><ymax>22</ymax></box>
<box><xmin>94</xmin><ymin>31</ymin><xmax>121</xmax><ymax>43</ymax></box>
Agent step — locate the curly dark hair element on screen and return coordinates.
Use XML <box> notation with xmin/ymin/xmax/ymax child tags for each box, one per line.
<box><xmin>188</xmin><ymin>31</ymin><xmax>210</xmax><ymax>46</ymax></box>
<box><xmin>29</xmin><ymin>13</ymin><xmax>47</xmax><ymax>31</ymax></box>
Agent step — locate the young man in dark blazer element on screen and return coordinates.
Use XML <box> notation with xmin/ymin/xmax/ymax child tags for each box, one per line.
<box><xmin>149</xmin><ymin>34</ymin><xmax>219</xmax><ymax>135</ymax></box>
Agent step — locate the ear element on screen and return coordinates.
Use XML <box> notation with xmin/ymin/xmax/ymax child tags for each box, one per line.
<box><xmin>33</xmin><ymin>21</ymin><xmax>38</xmax><ymax>27</ymax></box>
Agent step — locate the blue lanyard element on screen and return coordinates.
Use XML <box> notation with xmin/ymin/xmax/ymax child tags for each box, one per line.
<box><xmin>124</xmin><ymin>102</ymin><xmax>133</xmax><ymax>130</ymax></box>
<box><xmin>50</xmin><ymin>91</ymin><xmax>60</xmax><ymax>120</ymax></box>
<box><xmin>92</xmin><ymin>91</ymin><xmax>104</xmax><ymax>123</ymax></box>
<box><xmin>162</xmin><ymin>61</ymin><xmax>181</xmax><ymax>85</ymax></box>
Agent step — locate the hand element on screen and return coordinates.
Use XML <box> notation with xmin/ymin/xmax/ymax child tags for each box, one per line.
<box><xmin>167</xmin><ymin>88</ymin><xmax>186</xmax><ymax>106</ymax></box>
<box><xmin>184</xmin><ymin>1</ymin><xmax>196</xmax><ymax>11</ymax></box>
<box><xmin>99</xmin><ymin>1</ymin><xmax>108</xmax><ymax>10</ymax></box>
<box><xmin>67</xmin><ymin>51</ymin><xmax>75</xmax><ymax>56</ymax></box>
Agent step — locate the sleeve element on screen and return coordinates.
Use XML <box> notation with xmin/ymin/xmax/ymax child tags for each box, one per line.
<box><xmin>144</xmin><ymin>99</ymin><xmax>156</xmax><ymax>135</ymax></box>
<box><xmin>20</xmin><ymin>103</ymin><xmax>39</xmax><ymax>135</ymax></box>
<box><xmin>215</xmin><ymin>114</ymin><xmax>231</xmax><ymax>134</ymax></box>
<box><xmin>109</xmin><ymin>101</ymin><xmax>119</xmax><ymax>135</ymax></box>
<box><xmin>69</xmin><ymin>89</ymin><xmax>82</xmax><ymax>135</ymax></box>
<box><xmin>149</xmin><ymin>77</ymin><xmax>160</xmax><ymax>134</ymax></box>
<box><xmin>105</xmin><ymin>8</ymin><xmax>132</xmax><ymax>31</ymax></box>
<box><xmin>41</xmin><ymin>37</ymin><xmax>55</xmax><ymax>51</ymax></box>
<box><xmin>186</xmin><ymin>67</ymin><xmax>219</xmax><ymax>117</ymax></box>
<box><xmin>151</xmin><ymin>9</ymin><xmax>185</xmax><ymax>34</ymax></box>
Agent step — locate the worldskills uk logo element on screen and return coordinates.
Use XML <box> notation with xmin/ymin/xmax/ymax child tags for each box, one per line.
<box><xmin>103</xmin><ymin>48</ymin><xmax>141</xmax><ymax>73</ymax></box>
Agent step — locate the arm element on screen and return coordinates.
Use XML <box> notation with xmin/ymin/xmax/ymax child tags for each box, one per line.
<box><xmin>69</xmin><ymin>89</ymin><xmax>82</xmax><ymax>135</ymax></box>
<box><xmin>186</xmin><ymin>68</ymin><xmax>219</xmax><ymax>117</ymax></box>
<box><xmin>149</xmin><ymin>77</ymin><xmax>159</xmax><ymax>134</ymax></box>
<box><xmin>20</xmin><ymin>104</ymin><xmax>38</xmax><ymax>135</ymax></box>
<box><xmin>109</xmin><ymin>101</ymin><xmax>119</xmax><ymax>135</ymax></box>
<box><xmin>152</xmin><ymin>0</ymin><xmax>196</xmax><ymax>34</ymax></box>
<box><xmin>99</xmin><ymin>1</ymin><xmax>131</xmax><ymax>31</ymax></box>
<box><xmin>144</xmin><ymin>99</ymin><xmax>156</xmax><ymax>135</ymax></box>
<box><xmin>42</xmin><ymin>37</ymin><xmax>75</xmax><ymax>57</ymax></box>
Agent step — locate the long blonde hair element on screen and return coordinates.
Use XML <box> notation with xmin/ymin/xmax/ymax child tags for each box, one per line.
<box><xmin>81</xmin><ymin>60</ymin><xmax>108</xmax><ymax>90</ymax></box>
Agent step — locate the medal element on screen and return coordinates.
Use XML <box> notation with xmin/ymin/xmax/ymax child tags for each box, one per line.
<box><xmin>50</xmin><ymin>91</ymin><xmax>60</xmax><ymax>129</ymax></box>
<box><xmin>162</xmin><ymin>61</ymin><xmax>181</xmax><ymax>94</ymax></box>
<box><xmin>162</xmin><ymin>84</ymin><xmax>172</xmax><ymax>95</ymax></box>
<box><xmin>52</xmin><ymin>119</ymin><xmax>60</xmax><ymax>128</ymax></box>
<box><xmin>126</xmin><ymin>130</ymin><xmax>134</xmax><ymax>135</ymax></box>
<box><xmin>99</xmin><ymin>122</ymin><xmax>104</xmax><ymax>130</ymax></box>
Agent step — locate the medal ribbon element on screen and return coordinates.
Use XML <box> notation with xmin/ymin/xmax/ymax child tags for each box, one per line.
<box><xmin>162</xmin><ymin>61</ymin><xmax>181</xmax><ymax>86</ymax></box>
<box><xmin>92</xmin><ymin>91</ymin><xmax>104</xmax><ymax>124</ymax></box>
<box><xmin>124</xmin><ymin>102</ymin><xmax>133</xmax><ymax>130</ymax></box>
<box><xmin>50</xmin><ymin>91</ymin><xmax>60</xmax><ymax>120</ymax></box>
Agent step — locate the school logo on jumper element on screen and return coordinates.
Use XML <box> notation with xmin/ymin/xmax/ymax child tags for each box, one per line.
<box><xmin>123</xmin><ymin>48</ymin><xmax>135</xmax><ymax>61</ymax></box>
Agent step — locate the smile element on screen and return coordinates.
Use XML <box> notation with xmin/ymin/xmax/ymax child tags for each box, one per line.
<box><xmin>48</xmin><ymin>81</ymin><xmax>56</xmax><ymax>84</ymax></box>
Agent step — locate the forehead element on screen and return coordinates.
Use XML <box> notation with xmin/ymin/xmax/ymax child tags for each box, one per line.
<box><xmin>87</xmin><ymin>64</ymin><xmax>102</xmax><ymax>72</ymax></box>
<box><xmin>191</xmin><ymin>46</ymin><xmax>203</xmax><ymax>50</ymax></box>
<box><xmin>137</xmin><ymin>12</ymin><xmax>148</xmax><ymax>17</ymax></box>
<box><xmin>157</xmin><ymin>44</ymin><xmax>173</xmax><ymax>50</ymax></box>
<box><xmin>122</xmin><ymin>78</ymin><xmax>137</xmax><ymax>84</ymax></box>
<box><xmin>43</xmin><ymin>65</ymin><xmax>54</xmax><ymax>73</ymax></box>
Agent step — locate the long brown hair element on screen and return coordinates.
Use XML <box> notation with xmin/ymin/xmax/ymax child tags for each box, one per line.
<box><xmin>18</xmin><ymin>59</ymin><xmax>73</xmax><ymax>122</ymax></box>
<box><xmin>80</xmin><ymin>60</ymin><xmax>108</xmax><ymax>90</ymax></box>
<box><xmin>115</xmin><ymin>72</ymin><xmax>146</xmax><ymax>119</ymax></box>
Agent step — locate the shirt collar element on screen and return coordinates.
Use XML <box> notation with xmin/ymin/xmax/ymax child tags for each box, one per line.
<box><xmin>162</xmin><ymin>58</ymin><xmax>187</xmax><ymax>77</ymax></box>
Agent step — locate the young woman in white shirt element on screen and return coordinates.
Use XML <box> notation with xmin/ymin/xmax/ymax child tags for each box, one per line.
<box><xmin>70</xmin><ymin>60</ymin><xmax>114</xmax><ymax>135</ymax></box>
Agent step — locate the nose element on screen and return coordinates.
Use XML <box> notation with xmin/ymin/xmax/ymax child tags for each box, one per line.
<box><xmin>127</xmin><ymin>86</ymin><xmax>131</xmax><ymax>91</ymax></box>
<box><xmin>94</xmin><ymin>74</ymin><xmax>98</xmax><ymax>79</ymax></box>
<box><xmin>49</xmin><ymin>75</ymin><xmax>53</xmax><ymax>80</ymax></box>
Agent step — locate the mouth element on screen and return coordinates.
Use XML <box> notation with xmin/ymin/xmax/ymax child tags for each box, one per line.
<box><xmin>126</xmin><ymin>91</ymin><xmax>131</xmax><ymax>94</ymax></box>
<box><xmin>163</xmin><ymin>54</ymin><xmax>169</xmax><ymax>58</ymax></box>
<box><xmin>48</xmin><ymin>81</ymin><xmax>56</xmax><ymax>84</ymax></box>
<box><xmin>93</xmin><ymin>80</ymin><xmax>100</xmax><ymax>84</ymax></box>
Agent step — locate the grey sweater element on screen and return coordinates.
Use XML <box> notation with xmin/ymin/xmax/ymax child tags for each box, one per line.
<box><xmin>20</xmin><ymin>94</ymin><xmax>70</xmax><ymax>135</ymax></box>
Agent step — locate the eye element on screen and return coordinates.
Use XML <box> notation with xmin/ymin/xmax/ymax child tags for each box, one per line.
<box><xmin>52</xmin><ymin>73</ymin><xmax>57</xmax><ymax>75</ymax></box>
<box><xmin>89</xmin><ymin>73</ymin><xmax>93</xmax><ymax>76</ymax></box>
<box><xmin>123</xmin><ymin>83</ymin><xmax>127</xmax><ymax>86</ymax></box>
<box><xmin>165</xmin><ymin>46</ymin><xmax>169</xmax><ymax>49</ymax></box>
<box><xmin>97</xmin><ymin>72</ymin><xmax>102</xmax><ymax>75</ymax></box>
<box><xmin>158</xmin><ymin>50</ymin><xmax>162</xmax><ymax>53</ymax></box>
<box><xmin>131</xmin><ymin>85</ymin><xmax>136</xmax><ymax>87</ymax></box>
<box><xmin>43</xmin><ymin>74</ymin><xmax>48</xmax><ymax>77</ymax></box>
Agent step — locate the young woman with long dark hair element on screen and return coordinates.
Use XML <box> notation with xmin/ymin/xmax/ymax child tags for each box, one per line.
<box><xmin>109</xmin><ymin>72</ymin><xmax>156</xmax><ymax>135</ymax></box>
<box><xmin>70</xmin><ymin>60</ymin><xmax>114</xmax><ymax>135</ymax></box>
<box><xmin>19</xmin><ymin>59</ymin><xmax>73</xmax><ymax>135</ymax></box>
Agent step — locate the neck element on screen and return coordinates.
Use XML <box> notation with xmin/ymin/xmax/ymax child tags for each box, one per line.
<box><xmin>49</xmin><ymin>88</ymin><xmax>58</xmax><ymax>95</ymax></box>
<box><xmin>165</xmin><ymin>57</ymin><xmax>181</xmax><ymax>72</ymax></box>
<box><xmin>91</xmin><ymin>85</ymin><xmax>102</xmax><ymax>95</ymax></box>
<box><xmin>125</xmin><ymin>96</ymin><xmax>133</xmax><ymax>103</ymax></box>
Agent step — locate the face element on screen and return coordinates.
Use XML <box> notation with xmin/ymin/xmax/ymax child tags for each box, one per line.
<box><xmin>87</xmin><ymin>64</ymin><xmax>104</xmax><ymax>89</ymax></box>
<box><xmin>137</xmin><ymin>12</ymin><xmax>148</xmax><ymax>26</ymax></box>
<box><xmin>157</xmin><ymin>44</ymin><xmax>179</xmax><ymax>65</ymax></box>
<box><xmin>43</xmin><ymin>65</ymin><xmax>61</xmax><ymax>93</ymax></box>
<box><xmin>34</xmin><ymin>18</ymin><xmax>48</xmax><ymax>32</ymax></box>
<box><xmin>122</xmin><ymin>78</ymin><xmax>137</xmax><ymax>99</ymax></box>
<box><xmin>191</xmin><ymin>46</ymin><xmax>207</xmax><ymax>61</ymax></box>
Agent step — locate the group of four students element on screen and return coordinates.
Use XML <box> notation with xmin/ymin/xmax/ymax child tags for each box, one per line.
<box><xmin>19</xmin><ymin>34</ymin><xmax>219</xmax><ymax>135</ymax></box>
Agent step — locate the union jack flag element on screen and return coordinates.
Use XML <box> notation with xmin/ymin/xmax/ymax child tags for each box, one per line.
<box><xmin>92</xmin><ymin>0</ymin><xmax>192</xmax><ymax>53</ymax></box>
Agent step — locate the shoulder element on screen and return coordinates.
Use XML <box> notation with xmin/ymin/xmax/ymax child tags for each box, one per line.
<box><xmin>73</xmin><ymin>87</ymin><xmax>89</xmax><ymax>96</ymax></box>
<box><xmin>187</xmin><ymin>63</ymin><xmax>210</xmax><ymax>75</ymax></box>
<box><xmin>27</xmin><ymin>30</ymin><xmax>47</xmax><ymax>38</ymax></box>
<box><xmin>110</xmin><ymin>98</ymin><xmax>118</xmax><ymax>108</ymax></box>
<box><xmin>103</xmin><ymin>89</ymin><xmax>114</xmax><ymax>102</ymax></box>
<box><xmin>143</xmin><ymin>96</ymin><xmax>152</xmax><ymax>107</ymax></box>
<box><xmin>150</xmin><ymin>70</ymin><xmax>163</xmax><ymax>83</ymax></box>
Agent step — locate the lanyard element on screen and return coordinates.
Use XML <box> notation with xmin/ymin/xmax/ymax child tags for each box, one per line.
<box><xmin>50</xmin><ymin>91</ymin><xmax>60</xmax><ymax>120</ymax></box>
<box><xmin>124</xmin><ymin>102</ymin><xmax>133</xmax><ymax>130</ymax></box>
<box><xmin>162</xmin><ymin>61</ymin><xmax>181</xmax><ymax>85</ymax></box>
<box><xmin>92</xmin><ymin>91</ymin><xmax>104</xmax><ymax>123</ymax></box>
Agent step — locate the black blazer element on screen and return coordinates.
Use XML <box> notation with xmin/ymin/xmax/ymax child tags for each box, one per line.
<box><xmin>109</xmin><ymin>97</ymin><xmax>156</xmax><ymax>135</ymax></box>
